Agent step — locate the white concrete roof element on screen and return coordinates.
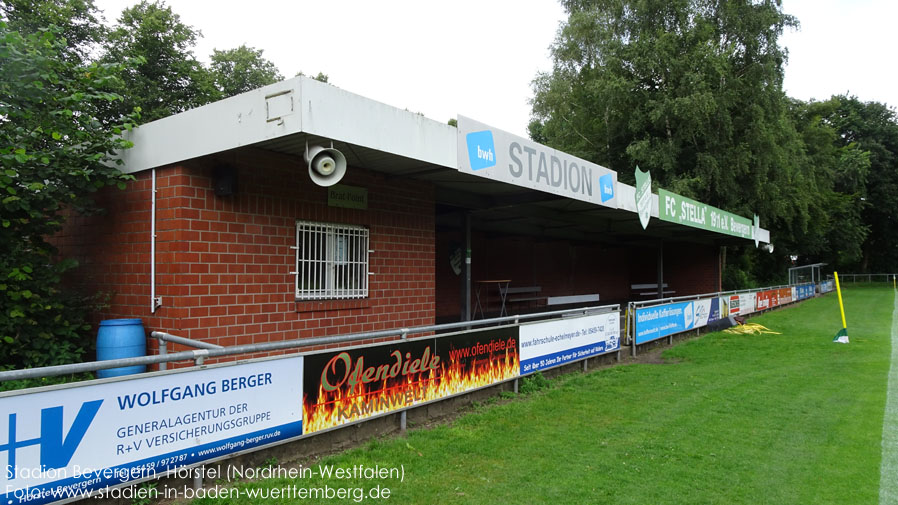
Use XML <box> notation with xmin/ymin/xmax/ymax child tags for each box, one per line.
<box><xmin>119</xmin><ymin>75</ymin><xmax>457</xmax><ymax>174</ymax></box>
<box><xmin>117</xmin><ymin>75</ymin><xmax>770</xmax><ymax>245</ymax></box>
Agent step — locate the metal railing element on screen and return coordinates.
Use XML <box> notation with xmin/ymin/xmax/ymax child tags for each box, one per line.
<box><xmin>0</xmin><ymin>304</ymin><xmax>619</xmax><ymax>383</ymax></box>
<box><xmin>837</xmin><ymin>273</ymin><xmax>898</xmax><ymax>283</ymax></box>
<box><xmin>626</xmin><ymin>282</ymin><xmax>818</xmax><ymax>356</ymax></box>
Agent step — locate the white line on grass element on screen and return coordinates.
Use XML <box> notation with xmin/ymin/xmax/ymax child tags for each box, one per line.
<box><xmin>881</xmin><ymin>290</ymin><xmax>898</xmax><ymax>505</ymax></box>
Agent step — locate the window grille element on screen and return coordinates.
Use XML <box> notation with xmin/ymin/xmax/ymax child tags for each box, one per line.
<box><xmin>295</xmin><ymin>221</ymin><xmax>369</xmax><ymax>300</ymax></box>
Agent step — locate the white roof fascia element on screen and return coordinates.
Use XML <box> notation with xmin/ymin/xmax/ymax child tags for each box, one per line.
<box><xmin>117</xmin><ymin>76</ymin><xmax>457</xmax><ymax>174</ymax></box>
<box><xmin>116</xmin><ymin>75</ymin><xmax>770</xmax><ymax>243</ymax></box>
<box><xmin>299</xmin><ymin>78</ymin><xmax>457</xmax><ymax>169</ymax></box>
<box><xmin>616</xmin><ymin>182</ymin><xmax>660</xmax><ymax>217</ymax></box>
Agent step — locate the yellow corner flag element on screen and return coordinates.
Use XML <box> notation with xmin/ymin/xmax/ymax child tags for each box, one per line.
<box><xmin>833</xmin><ymin>271</ymin><xmax>849</xmax><ymax>343</ymax></box>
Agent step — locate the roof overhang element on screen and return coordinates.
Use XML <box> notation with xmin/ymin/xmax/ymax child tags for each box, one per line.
<box><xmin>118</xmin><ymin>75</ymin><xmax>770</xmax><ymax>248</ymax></box>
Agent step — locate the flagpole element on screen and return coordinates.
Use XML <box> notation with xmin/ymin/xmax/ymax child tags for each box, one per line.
<box><xmin>835</xmin><ymin>272</ymin><xmax>847</xmax><ymax>330</ymax></box>
<box><xmin>833</xmin><ymin>272</ymin><xmax>849</xmax><ymax>343</ymax></box>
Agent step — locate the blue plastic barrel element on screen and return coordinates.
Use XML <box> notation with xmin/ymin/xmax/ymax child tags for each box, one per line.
<box><xmin>96</xmin><ymin>319</ymin><xmax>146</xmax><ymax>378</ymax></box>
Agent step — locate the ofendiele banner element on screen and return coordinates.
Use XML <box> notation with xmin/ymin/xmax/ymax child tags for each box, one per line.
<box><xmin>1</xmin><ymin>358</ymin><xmax>303</xmax><ymax>505</ymax></box>
<box><xmin>634</xmin><ymin>297</ymin><xmax>728</xmax><ymax>345</ymax></box>
<box><xmin>303</xmin><ymin>327</ymin><xmax>520</xmax><ymax>434</ymax></box>
<box><xmin>302</xmin><ymin>311</ymin><xmax>623</xmax><ymax>434</ymax></box>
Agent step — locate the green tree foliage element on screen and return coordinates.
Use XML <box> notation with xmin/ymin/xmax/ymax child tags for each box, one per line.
<box><xmin>210</xmin><ymin>44</ymin><xmax>282</xmax><ymax>98</ymax></box>
<box><xmin>788</xmin><ymin>98</ymin><xmax>870</xmax><ymax>269</ymax></box>
<box><xmin>826</xmin><ymin>96</ymin><xmax>898</xmax><ymax>272</ymax></box>
<box><xmin>295</xmin><ymin>70</ymin><xmax>330</xmax><ymax>83</ymax></box>
<box><xmin>101</xmin><ymin>0</ymin><xmax>215</xmax><ymax>122</ymax></box>
<box><xmin>533</xmin><ymin>0</ymin><xmax>811</xmax><ymax>220</ymax></box>
<box><xmin>0</xmin><ymin>0</ymin><xmax>105</xmax><ymax>62</ymax></box>
<box><xmin>0</xmin><ymin>21</ymin><xmax>139</xmax><ymax>368</ymax></box>
<box><xmin>530</xmin><ymin>0</ymin><xmax>898</xmax><ymax>281</ymax></box>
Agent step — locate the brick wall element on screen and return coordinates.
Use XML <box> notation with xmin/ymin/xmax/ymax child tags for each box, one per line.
<box><xmin>665</xmin><ymin>245</ymin><xmax>722</xmax><ymax>295</ymax></box>
<box><xmin>60</xmin><ymin>148</ymin><xmax>435</xmax><ymax>359</ymax></box>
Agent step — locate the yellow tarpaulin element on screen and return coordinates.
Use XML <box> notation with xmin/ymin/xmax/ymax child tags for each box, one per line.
<box><xmin>723</xmin><ymin>323</ymin><xmax>781</xmax><ymax>335</ymax></box>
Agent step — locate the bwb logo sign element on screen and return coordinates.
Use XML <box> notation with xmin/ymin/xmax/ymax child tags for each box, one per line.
<box><xmin>1</xmin><ymin>400</ymin><xmax>102</xmax><ymax>479</ymax></box>
<box><xmin>599</xmin><ymin>173</ymin><xmax>615</xmax><ymax>203</ymax></box>
<box><xmin>465</xmin><ymin>130</ymin><xmax>496</xmax><ymax>171</ymax></box>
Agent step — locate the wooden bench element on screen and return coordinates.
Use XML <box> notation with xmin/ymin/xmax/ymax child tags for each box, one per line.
<box><xmin>631</xmin><ymin>283</ymin><xmax>675</xmax><ymax>298</ymax></box>
<box><xmin>547</xmin><ymin>293</ymin><xmax>600</xmax><ymax>306</ymax></box>
<box><xmin>506</xmin><ymin>286</ymin><xmax>546</xmax><ymax>307</ymax></box>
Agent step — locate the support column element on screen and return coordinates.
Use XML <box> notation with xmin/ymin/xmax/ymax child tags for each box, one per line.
<box><xmin>464</xmin><ymin>212</ymin><xmax>472</xmax><ymax>322</ymax></box>
<box><xmin>657</xmin><ymin>241</ymin><xmax>664</xmax><ymax>299</ymax></box>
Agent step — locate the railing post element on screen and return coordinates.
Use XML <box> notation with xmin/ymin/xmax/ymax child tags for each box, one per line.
<box><xmin>158</xmin><ymin>339</ymin><xmax>168</xmax><ymax>371</ymax></box>
<box><xmin>400</xmin><ymin>329</ymin><xmax>409</xmax><ymax>433</ymax></box>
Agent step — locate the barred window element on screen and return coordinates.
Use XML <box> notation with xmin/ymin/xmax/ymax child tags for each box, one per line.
<box><xmin>294</xmin><ymin>221</ymin><xmax>369</xmax><ymax>300</ymax></box>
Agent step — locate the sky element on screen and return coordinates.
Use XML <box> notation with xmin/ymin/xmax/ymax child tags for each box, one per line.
<box><xmin>93</xmin><ymin>0</ymin><xmax>898</xmax><ymax>137</ymax></box>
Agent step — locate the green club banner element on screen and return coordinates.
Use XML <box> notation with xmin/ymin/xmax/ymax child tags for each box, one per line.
<box><xmin>658</xmin><ymin>189</ymin><xmax>754</xmax><ymax>239</ymax></box>
<box><xmin>634</xmin><ymin>166</ymin><xmax>652</xmax><ymax>230</ymax></box>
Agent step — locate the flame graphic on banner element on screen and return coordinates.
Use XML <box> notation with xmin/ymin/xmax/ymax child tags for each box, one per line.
<box><xmin>303</xmin><ymin>347</ymin><xmax>519</xmax><ymax>434</ymax></box>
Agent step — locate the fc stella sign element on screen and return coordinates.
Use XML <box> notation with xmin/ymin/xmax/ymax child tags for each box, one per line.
<box><xmin>456</xmin><ymin>116</ymin><xmax>617</xmax><ymax>209</ymax></box>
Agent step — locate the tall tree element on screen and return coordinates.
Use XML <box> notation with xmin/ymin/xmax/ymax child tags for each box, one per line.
<box><xmin>0</xmin><ymin>21</ymin><xmax>138</xmax><ymax>369</ymax></box>
<box><xmin>210</xmin><ymin>44</ymin><xmax>282</xmax><ymax>98</ymax></box>
<box><xmin>101</xmin><ymin>0</ymin><xmax>215</xmax><ymax>122</ymax></box>
<box><xmin>789</xmin><ymin>97</ymin><xmax>870</xmax><ymax>269</ymax></box>
<box><xmin>0</xmin><ymin>0</ymin><xmax>104</xmax><ymax>63</ymax></box>
<box><xmin>531</xmin><ymin>0</ymin><xmax>827</xmax><ymax>283</ymax></box>
<box><xmin>827</xmin><ymin>96</ymin><xmax>898</xmax><ymax>272</ymax></box>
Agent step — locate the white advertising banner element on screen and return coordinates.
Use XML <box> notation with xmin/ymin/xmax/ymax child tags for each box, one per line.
<box><xmin>1</xmin><ymin>357</ymin><xmax>303</xmax><ymax>505</ymax></box>
<box><xmin>728</xmin><ymin>293</ymin><xmax>758</xmax><ymax>316</ymax></box>
<box><xmin>457</xmin><ymin>115</ymin><xmax>618</xmax><ymax>209</ymax></box>
<box><xmin>519</xmin><ymin>312</ymin><xmax>620</xmax><ymax>373</ymax></box>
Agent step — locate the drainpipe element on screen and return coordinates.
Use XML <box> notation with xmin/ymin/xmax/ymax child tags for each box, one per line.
<box><xmin>151</xmin><ymin>168</ymin><xmax>157</xmax><ymax>313</ymax></box>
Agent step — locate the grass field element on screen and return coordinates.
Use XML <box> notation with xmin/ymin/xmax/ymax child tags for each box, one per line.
<box><xmin>194</xmin><ymin>286</ymin><xmax>894</xmax><ymax>505</ymax></box>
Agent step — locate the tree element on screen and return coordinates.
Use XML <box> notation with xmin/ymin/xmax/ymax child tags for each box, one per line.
<box><xmin>0</xmin><ymin>0</ymin><xmax>105</xmax><ymax>63</ymax></box>
<box><xmin>826</xmin><ymin>96</ymin><xmax>898</xmax><ymax>272</ymax></box>
<box><xmin>789</xmin><ymin>97</ymin><xmax>870</xmax><ymax>269</ymax></box>
<box><xmin>295</xmin><ymin>70</ymin><xmax>330</xmax><ymax>83</ymax></box>
<box><xmin>0</xmin><ymin>21</ymin><xmax>139</xmax><ymax>369</ymax></box>
<box><xmin>101</xmin><ymin>0</ymin><xmax>215</xmax><ymax>122</ymax></box>
<box><xmin>209</xmin><ymin>44</ymin><xmax>282</xmax><ymax>98</ymax></box>
<box><xmin>531</xmin><ymin>0</ymin><xmax>829</xmax><ymax>284</ymax></box>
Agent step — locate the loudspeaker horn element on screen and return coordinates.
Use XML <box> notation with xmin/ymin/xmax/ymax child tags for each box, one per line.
<box><xmin>305</xmin><ymin>143</ymin><xmax>347</xmax><ymax>187</ymax></box>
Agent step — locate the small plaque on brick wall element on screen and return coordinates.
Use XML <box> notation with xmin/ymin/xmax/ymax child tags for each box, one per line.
<box><xmin>328</xmin><ymin>184</ymin><xmax>368</xmax><ymax>210</ymax></box>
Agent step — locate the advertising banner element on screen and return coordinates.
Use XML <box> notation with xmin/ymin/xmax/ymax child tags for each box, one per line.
<box><xmin>303</xmin><ymin>327</ymin><xmax>519</xmax><ymax>434</ymax></box>
<box><xmin>711</xmin><ymin>297</ymin><xmax>729</xmax><ymax>322</ymax></box>
<box><xmin>777</xmin><ymin>287</ymin><xmax>793</xmax><ymax>305</ymax></box>
<box><xmin>692</xmin><ymin>298</ymin><xmax>713</xmax><ymax>328</ymax></box>
<box><xmin>756</xmin><ymin>288</ymin><xmax>793</xmax><ymax>310</ymax></box>
<box><xmin>756</xmin><ymin>289</ymin><xmax>775</xmax><ymax>310</ymax></box>
<box><xmin>635</xmin><ymin>297</ymin><xmax>729</xmax><ymax>344</ymax></box>
<box><xmin>728</xmin><ymin>293</ymin><xmax>757</xmax><ymax>316</ymax></box>
<box><xmin>457</xmin><ymin>116</ymin><xmax>617</xmax><ymax>209</ymax></box>
<box><xmin>635</xmin><ymin>301</ymin><xmax>696</xmax><ymax>344</ymax></box>
<box><xmin>1</xmin><ymin>358</ymin><xmax>303</xmax><ymax>505</ymax></box>
<box><xmin>795</xmin><ymin>283</ymin><xmax>815</xmax><ymax>300</ymax></box>
<box><xmin>519</xmin><ymin>312</ymin><xmax>620</xmax><ymax>374</ymax></box>
<box><xmin>820</xmin><ymin>280</ymin><xmax>835</xmax><ymax>293</ymax></box>
<box><xmin>658</xmin><ymin>188</ymin><xmax>754</xmax><ymax>240</ymax></box>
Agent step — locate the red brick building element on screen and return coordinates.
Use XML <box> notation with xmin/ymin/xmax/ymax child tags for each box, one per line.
<box><xmin>58</xmin><ymin>76</ymin><xmax>769</xmax><ymax>356</ymax></box>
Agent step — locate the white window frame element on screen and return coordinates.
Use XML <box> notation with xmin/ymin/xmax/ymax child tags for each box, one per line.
<box><xmin>294</xmin><ymin>220</ymin><xmax>369</xmax><ymax>300</ymax></box>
